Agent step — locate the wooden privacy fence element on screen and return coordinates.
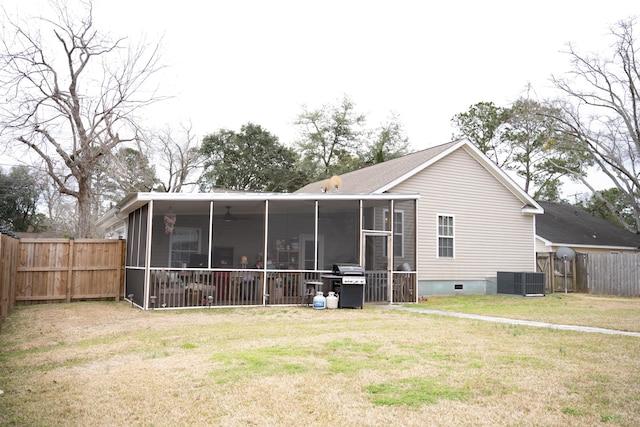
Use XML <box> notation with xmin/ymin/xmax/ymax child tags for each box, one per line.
<box><xmin>538</xmin><ymin>251</ymin><xmax>640</xmax><ymax>297</ymax></box>
<box><xmin>536</xmin><ymin>253</ymin><xmax>577</xmax><ymax>293</ymax></box>
<box><xmin>15</xmin><ymin>239</ymin><xmax>125</xmax><ymax>305</ymax></box>
<box><xmin>586</xmin><ymin>252</ymin><xmax>640</xmax><ymax>296</ymax></box>
<box><xmin>0</xmin><ymin>232</ymin><xmax>20</xmax><ymax>332</ymax></box>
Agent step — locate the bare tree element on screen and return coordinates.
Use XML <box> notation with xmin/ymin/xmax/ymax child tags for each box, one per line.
<box><xmin>38</xmin><ymin>170</ymin><xmax>76</xmax><ymax>236</ymax></box>
<box><xmin>148</xmin><ymin>122</ymin><xmax>205</xmax><ymax>193</ymax></box>
<box><xmin>552</xmin><ymin>17</ymin><xmax>640</xmax><ymax>232</ymax></box>
<box><xmin>0</xmin><ymin>0</ymin><xmax>164</xmax><ymax>236</ymax></box>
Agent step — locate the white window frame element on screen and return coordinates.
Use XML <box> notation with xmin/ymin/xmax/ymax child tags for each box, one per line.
<box><xmin>169</xmin><ymin>227</ymin><xmax>202</xmax><ymax>267</ymax></box>
<box><xmin>383</xmin><ymin>209</ymin><xmax>404</xmax><ymax>258</ymax></box>
<box><xmin>437</xmin><ymin>214</ymin><xmax>454</xmax><ymax>259</ymax></box>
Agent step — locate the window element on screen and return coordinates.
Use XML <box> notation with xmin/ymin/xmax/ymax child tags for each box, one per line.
<box><xmin>384</xmin><ymin>209</ymin><xmax>404</xmax><ymax>257</ymax></box>
<box><xmin>169</xmin><ymin>227</ymin><xmax>201</xmax><ymax>267</ymax></box>
<box><xmin>437</xmin><ymin>215</ymin><xmax>454</xmax><ymax>258</ymax></box>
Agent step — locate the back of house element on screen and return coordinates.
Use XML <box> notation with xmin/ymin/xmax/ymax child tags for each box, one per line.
<box><xmin>298</xmin><ymin>139</ymin><xmax>542</xmax><ymax>296</ymax></box>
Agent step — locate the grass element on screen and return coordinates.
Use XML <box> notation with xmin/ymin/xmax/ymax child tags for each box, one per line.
<box><xmin>0</xmin><ymin>296</ymin><xmax>639</xmax><ymax>426</ymax></box>
<box><xmin>419</xmin><ymin>293</ymin><xmax>640</xmax><ymax>332</ymax></box>
<box><xmin>364</xmin><ymin>377</ymin><xmax>468</xmax><ymax>406</ymax></box>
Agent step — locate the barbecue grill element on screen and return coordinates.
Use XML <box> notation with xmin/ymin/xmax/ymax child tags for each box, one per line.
<box><xmin>323</xmin><ymin>264</ymin><xmax>366</xmax><ymax>309</ymax></box>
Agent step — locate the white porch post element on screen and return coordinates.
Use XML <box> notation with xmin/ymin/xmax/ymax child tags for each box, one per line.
<box><xmin>359</xmin><ymin>200</ymin><xmax>364</xmax><ymax>268</ymax></box>
<box><xmin>314</xmin><ymin>200</ymin><xmax>319</xmax><ymax>271</ymax></box>
<box><xmin>208</xmin><ymin>201</ymin><xmax>214</xmax><ymax>269</ymax></box>
<box><xmin>413</xmin><ymin>198</ymin><xmax>419</xmax><ymax>303</ymax></box>
<box><xmin>262</xmin><ymin>200</ymin><xmax>269</xmax><ymax>305</ymax></box>
<box><xmin>143</xmin><ymin>200</ymin><xmax>154</xmax><ymax>310</ymax></box>
<box><xmin>388</xmin><ymin>199</ymin><xmax>394</xmax><ymax>304</ymax></box>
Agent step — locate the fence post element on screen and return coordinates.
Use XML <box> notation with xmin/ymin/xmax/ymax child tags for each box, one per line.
<box><xmin>0</xmin><ymin>234</ymin><xmax>5</xmax><ymax>332</ymax></box>
<box><xmin>1</xmin><ymin>232</ymin><xmax>20</xmax><ymax>333</ymax></box>
<box><xmin>66</xmin><ymin>239</ymin><xmax>74</xmax><ymax>303</ymax></box>
<box><xmin>115</xmin><ymin>239</ymin><xmax>124</xmax><ymax>301</ymax></box>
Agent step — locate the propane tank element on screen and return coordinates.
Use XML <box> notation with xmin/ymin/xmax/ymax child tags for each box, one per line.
<box><xmin>313</xmin><ymin>291</ymin><xmax>326</xmax><ymax>309</ymax></box>
<box><xmin>326</xmin><ymin>291</ymin><xmax>339</xmax><ymax>309</ymax></box>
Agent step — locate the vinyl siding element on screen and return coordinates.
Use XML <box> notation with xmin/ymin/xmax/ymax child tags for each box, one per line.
<box><xmin>535</xmin><ymin>237</ymin><xmax>553</xmax><ymax>254</ymax></box>
<box><xmin>392</xmin><ymin>146</ymin><xmax>536</xmax><ymax>281</ymax></box>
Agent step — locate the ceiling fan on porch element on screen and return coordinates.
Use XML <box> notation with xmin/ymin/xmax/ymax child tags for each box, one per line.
<box><xmin>221</xmin><ymin>206</ymin><xmax>248</xmax><ymax>222</ymax></box>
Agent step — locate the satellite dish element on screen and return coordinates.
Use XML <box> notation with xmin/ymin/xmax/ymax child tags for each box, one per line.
<box><xmin>556</xmin><ymin>247</ymin><xmax>576</xmax><ymax>294</ymax></box>
<box><xmin>556</xmin><ymin>246</ymin><xmax>576</xmax><ymax>261</ymax></box>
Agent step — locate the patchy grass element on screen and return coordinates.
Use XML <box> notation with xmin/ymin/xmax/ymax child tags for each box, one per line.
<box><xmin>364</xmin><ymin>377</ymin><xmax>468</xmax><ymax>406</ymax></box>
<box><xmin>420</xmin><ymin>293</ymin><xmax>640</xmax><ymax>332</ymax></box>
<box><xmin>0</xmin><ymin>297</ymin><xmax>639</xmax><ymax>426</ymax></box>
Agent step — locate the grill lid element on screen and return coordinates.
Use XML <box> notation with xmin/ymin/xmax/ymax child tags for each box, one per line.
<box><xmin>332</xmin><ymin>264</ymin><xmax>364</xmax><ymax>276</ymax></box>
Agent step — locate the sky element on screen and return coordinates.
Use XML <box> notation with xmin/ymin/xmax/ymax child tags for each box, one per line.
<box><xmin>86</xmin><ymin>0</ymin><xmax>637</xmax><ymax>151</ymax></box>
<box><xmin>1</xmin><ymin>0</ymin><xmax>639</xmax><ymax>192</ymax></box>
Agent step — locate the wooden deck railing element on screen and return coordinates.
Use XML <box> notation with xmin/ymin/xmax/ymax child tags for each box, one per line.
<box><xmin>147</xmin><ymin>269</ymin><xmax>323</xmax><ymax>308</ymax></box>
<box><xmin>145</xmin><ymin>268</ymin><xmax>416</xmax><ymax>309</ymax></box>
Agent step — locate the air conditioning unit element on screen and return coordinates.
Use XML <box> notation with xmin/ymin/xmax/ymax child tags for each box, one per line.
<box><xmin>497</xmin><ymin>272</ymin><xmax>545</xmax><ymax>296</ymax></box>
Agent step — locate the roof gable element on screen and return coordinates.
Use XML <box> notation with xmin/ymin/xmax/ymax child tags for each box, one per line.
<box><xmin>295</xmin><ymin>138</ymin><xmax>542</xmax><ymax>213</ymax></box>
<box><xmin>295</xmin><ymin>140</ymin><xmax>459</xmax><ymax>194</ymax></box>
<box><xmin>536</xmin><ymin>201</ymin><xmax>640</xmax><ymax>249</ymax></box>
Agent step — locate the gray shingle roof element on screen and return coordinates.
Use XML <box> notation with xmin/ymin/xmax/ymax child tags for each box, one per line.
<box><xmin>295</xmin><ymin>140</ymin><xmax>461</xmax><ymax>194</ymax></box>
<box><xmin>537</xmin><ymin>201</ymin><xmax>640</xmax><ymax>249</ymax></box>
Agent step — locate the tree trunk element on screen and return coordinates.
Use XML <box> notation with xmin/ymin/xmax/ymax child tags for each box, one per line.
<box><xmin>76</xmin><ymin>179</ymin><xmax>93</xmax><ymax>238</ymax></box>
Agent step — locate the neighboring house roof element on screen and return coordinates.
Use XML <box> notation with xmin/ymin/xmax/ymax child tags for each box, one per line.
<box><xmin>536</xmin><ymin>201</ymin><xmax>640</xmax><ymax>250</ymax></box>
<box><xmin>295</xmin><ymin>138</ymin><xmax>542</xmax><ymax>214</ymax></box>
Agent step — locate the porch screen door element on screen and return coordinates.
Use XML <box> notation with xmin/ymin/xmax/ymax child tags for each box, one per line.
<box><xmin>363</xmin><ymin>232</ymin><xmax>392</xmax><ymax>303</ymax></box>
<box><xmin>300</xmin><ymin>234</ymin><xmax>324</xmax><ymax>270</ymax></box>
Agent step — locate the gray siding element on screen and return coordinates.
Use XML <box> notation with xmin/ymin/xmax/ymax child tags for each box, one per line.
<box><xmin>392</xmin><ymin>146</ymin><xmax>536</xmax><ymax>281</ymax></box>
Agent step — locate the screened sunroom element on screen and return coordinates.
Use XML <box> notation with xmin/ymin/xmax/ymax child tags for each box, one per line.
<box><xmin>113</xmin><ymin>192</ymin><xmax>418</xmax><ymax>310</ymax></box>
